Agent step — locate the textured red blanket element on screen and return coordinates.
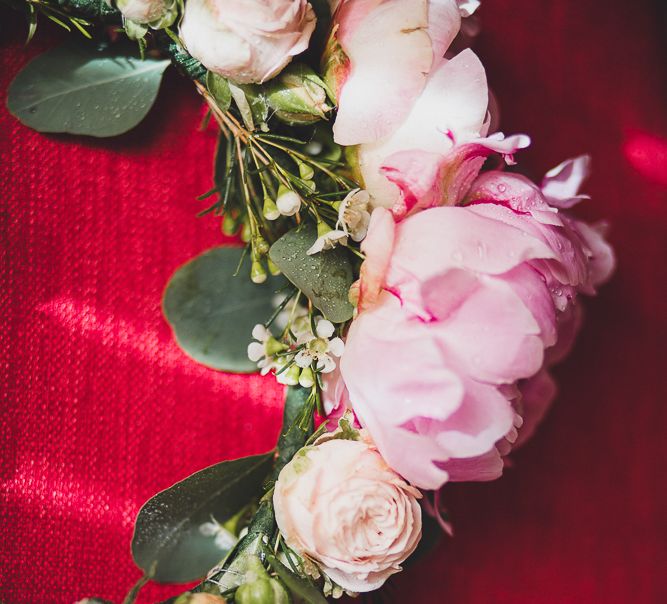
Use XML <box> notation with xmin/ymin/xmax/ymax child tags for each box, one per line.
<box><xmin>1</xmin><ymin>1</ymin><xmax>665</xmax><ymax>602</ymax></box>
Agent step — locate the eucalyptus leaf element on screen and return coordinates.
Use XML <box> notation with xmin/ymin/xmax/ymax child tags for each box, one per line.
<box><xmin>163</xmin><ymin>247</ymin><xmax>285</xmax><ymax>373</ymax></box>
<box><xmin>131</xmin><ymin>453</ymin><xmax>274</xmax><ymax>583</ymax></box>
<box><xmin>265</xmin><ymin>553</ymin><xmax>329</xmax><ymax>604</ymax></box>
<box><xmin>7</xmin><ymin>43</ymin><xmax>169</xmax><ymax>137</ymax></box>
<box><xmin>269</xmin><ymin>224</ymin><xmax>354</xmax><ymax>323</ymax></box>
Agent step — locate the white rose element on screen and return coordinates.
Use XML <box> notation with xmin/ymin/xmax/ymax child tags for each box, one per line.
<box><xmin>180</xmin><ymin>0</ymin><xmax>317</xmax><ymax>84</ymax></box>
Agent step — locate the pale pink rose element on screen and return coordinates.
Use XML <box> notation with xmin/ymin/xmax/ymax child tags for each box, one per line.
<box><xmin>338</xmin><ymin>163</ymin><xmax>614</xmax><ymax>489</ymax></box>
<box><xmin>329</xmin><ymin>0</ymin><xmax>464</xmax><ymax>146</ymax></box>
<box><xmin>180</xmin><ymin>0</ymin><xmax>316</xmax><ymax>84</ymax></box>
<box><xmin>107</xmin><ymin>0</ymin><xmax>168</xmax><ymax>23</ymax></box>
<box><xmin>274</xmin><ymin>436</ymin><xmax>422</xmax><ymax>592</ymax></box>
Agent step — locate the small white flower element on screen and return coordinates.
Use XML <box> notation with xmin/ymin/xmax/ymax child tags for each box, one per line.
<box><xmin>338</xmin><ymin>188</ymin><xmax>371</xmax><ymax>242</ymax></box>
<box><xmin>276</xmin><ymin>188</ymin><xmax>302</xmax><ymax>216</ymax></box>
<box><xmin>306</xmin><ymin>228</ymin><xmax>348</xmax><ymax>255</ymax></box>
<box><xmin>247</xmin><ymin>324</ymin><xmax>283</xmax><ymax>375</ymax></box>
<box><xmin>294</xmin><ymin>318</ymin><xmax>344</xmax><ymax>374</ymax></box>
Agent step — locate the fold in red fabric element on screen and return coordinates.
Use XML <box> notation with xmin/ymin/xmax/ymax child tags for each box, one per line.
<box><xmin>1</xmin><ymin>1</ymin><xmax>665</xmax><ymax>602</ymax></box>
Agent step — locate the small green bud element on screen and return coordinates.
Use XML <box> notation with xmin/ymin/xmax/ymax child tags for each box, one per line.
<box><xmin>279</xmin><ymin>363</ymin><xmax>301</xmax><ymax>386</ymax></box>
<box><xmin>299</xmin><ymin>366</ymin><xmax>315</xmax><ymax>388</ymax></box>
<box><xmin>236</xmin><ymin>577</ymin><xmax>288</xmax><ymax>604</ymax></box>
<box><xmin>298</xmin><ymin>160</ymin><xmax>315</xmax><ymax>181</ymax></box>
<box><xmin>254</xmin><ymin>236</ymin><xmax>270</xmax><ymax>256</ymax></box>
<box><xmin>251</xmin><ymin>260</ymin><xmax>267</xmax><ymax>284</ymax></box>
<box><xmin>267</xmin><ymin>257</ymin><xmax>281</xmax><ymax>276</ymax></box>
<box><xmin>241</xmin><ymin>221</ymin><xmax>252</xmax><ymax>243</ymax></box>
<box><xmin>262</xmin><ymin>197</ymin><xmax>280</xmax><ymax>221</ymax></box>
<box><xmin>265</xmin><ymin>336</ymin><xmax>286</xmax><ymax>356</ymax></box>
<box><xmin>222</xmin><ymin>213</ymin><xmax>238</xmax><ymax>236</ymax></box>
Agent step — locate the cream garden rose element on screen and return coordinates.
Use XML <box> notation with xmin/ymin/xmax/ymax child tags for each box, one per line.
<box><xmin>273</xmin><ymin>434</ymin><xmax>422</xmax><ymax>592</ymax></box>
<box><xmin>180</xmin><ymin>0</ymin><xmax>316</xmax><ymax>84</ymax></box>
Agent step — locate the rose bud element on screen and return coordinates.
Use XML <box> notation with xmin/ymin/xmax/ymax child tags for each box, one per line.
<box><xmin>265</xmin><ymin>64</ymin><xmax>332</xmax><ymax>125</ymax></box>
<box><xmin>180</xmin><ymin>0</ymin><xmax>317</xmax><ymax>84</ymax></box>
<box><xmin>274</xmin><ymin>434</ymin><xmax>422</xmax><ymax>592</ymax></box>
<box><xmin>105</xmin><ymin>0</ymin><xmax>170</xmax><ymax>24</ymax></box>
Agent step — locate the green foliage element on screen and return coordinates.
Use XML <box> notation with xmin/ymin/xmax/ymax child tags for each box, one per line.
<box><xmin>274</xmin><ymin>386</ymin><xmax>315</xmax><ymax>479</ymax></box>
<box><xmin>206</xmin><ymin>72</ymin><xmax>232</xmax><ymax>113</ymax></box>
<box><xmin>265</xmin><ymin>553</ymin><xmax>329</xmax><ymax>604</ymax></box>
<box><xmin>131</xmin><ymin>453</ymin><xmax>274</xmax><ymax>583</ymax></box>
<box><xmin>269</xmin><ymin>223</ymin><xmax>355</xmax><ymax>323</ymax></box>
<box><xmin>162</xmin><ymin>247</ymin><xmax>285</xmax><ymax>373</ymax></box>
<box><xmin>7</xmin><ymin>42</ymin><xmax>169</xmax><ymax>137</ymax></box>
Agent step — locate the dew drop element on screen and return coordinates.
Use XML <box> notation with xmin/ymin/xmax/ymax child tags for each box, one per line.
<box><xmin>497</xmin><ymin>184</ymin><xmax>507</xmax><ymax>193</ymax></box>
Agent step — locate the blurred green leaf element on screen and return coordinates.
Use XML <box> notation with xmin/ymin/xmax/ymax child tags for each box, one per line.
<box><xmin>131</xmin><ymin>453</ymin><xmax>274</xmax><ymax>583</ymax></box>
<box><xmin>163</xmin><ymin>247</ymin><xmax>285</xmax><ymax>373</ymax></box>
<box><xmin>7</xmin><ymin>43</ymin><xmax>168</xmax><ymax>137</ymax></box>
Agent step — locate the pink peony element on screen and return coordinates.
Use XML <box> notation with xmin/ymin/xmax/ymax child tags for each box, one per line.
<box><xmin>180</xmin><ymin>0</ymin><xmax>316</xmax><ymax>84</ymax></box>
<box><xmin>338</xmin><ymin>160</ymin><xmax>614</xmax><ymax>489</ymax></box>
<box><xmin>274</xmin><ymin>435</ymin><xmax>422</xmax><ymax>592</ymax></box>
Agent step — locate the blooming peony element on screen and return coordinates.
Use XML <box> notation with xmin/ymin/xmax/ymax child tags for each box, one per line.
<box><xmin>180</xmin><ymin>0</ymin><xmax>316</xmax><ymax>84</ymax></box>
<box><xmin>274</xmin><ymin>434</ymin><xmax>422</xmax><ymax>592</ymax></box>
<box><xmin>338</xmin><ymin>160</ymin><xmax>614</xmax><ymax>489</ymax></box>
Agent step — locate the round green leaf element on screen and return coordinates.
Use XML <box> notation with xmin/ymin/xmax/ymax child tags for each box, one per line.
<box><xmin>163</xmin><ymin>246</ymin><xmax>284</xmax><ymax>373</ymax></box>
<box><xmin>269</xmin><ymin>224</ymin><xmax>354</xmax><ymax>323</ymax></box>
<box><xmin>132</xmin><ymin>453</ymin><xmax>274</xmax><ymax>583</ymax></box>
<box><xmin>7</xmin><ymin>43</ymin><xmax>169</xmax><ymax>137</ymax></box>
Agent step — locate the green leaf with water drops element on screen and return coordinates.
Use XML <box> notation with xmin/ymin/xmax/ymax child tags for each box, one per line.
<box><xmin>6</xmin><ymin>42</ymin><xmax>169</xmax><ymax>137</ymax></box>
<box><xmin>269</xmin><ymin>223</ymin><xmax>355</xmax><ymax>323</ymax></box>
<box><xmin>163</xmin><ymin>246</ymin><xmax>285</xmax><ymax>373</ymax></box>
<box><xmin>131</xmin><ymin>453</ymin><xmax>274</xmax><ymax>583</ymax></box>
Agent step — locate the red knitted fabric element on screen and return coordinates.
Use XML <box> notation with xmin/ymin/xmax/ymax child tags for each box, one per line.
<box><xmin>1</xmin><ymin>2</ymin><xmax>666</xmax><ymax>603</ymax></box>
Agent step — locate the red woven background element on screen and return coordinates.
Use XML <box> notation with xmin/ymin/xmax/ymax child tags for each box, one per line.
<box><xmin>1</xmin><ymin>1</ymin><xmax>666</xmax><ymax>603</ymax></box>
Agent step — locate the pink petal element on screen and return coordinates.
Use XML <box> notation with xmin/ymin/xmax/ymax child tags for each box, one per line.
<box><xmin>333</xmin><ymin>0</ymin><xmax>433</xmax><ymax>145</ymax></box>
<box><xmin>427</xmin><ymin>0</ymin><xmax>462</xmax><ymax>62</ymax></box>
<box><xmin>360</xmin><ymin>49</ymin><xmax>488</xmax><ymax>210</ymax></box>
<box><xmin>541</xmin><ymin>155</ymin><xmax>592</xmax><ymax>208</ymax></box>
<box><xmin>359</xmin><ymin>208</ymin><xmax>396</xmax><ymax>311</ymax></box>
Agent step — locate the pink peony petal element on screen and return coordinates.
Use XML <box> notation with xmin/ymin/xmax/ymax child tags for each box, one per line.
<box><xmin>541</xmin><ymin>155</ymin><xmax>592</xmax><ymax>208</ymax></box>
<box><xmin>333</xmin><ymin>0</ymin><xmax>433</xmax><ymax>145</ymax></box>
<box><xmin>360</xmin><ymin>48</ymin><xmax>488</xmax><ymax>210</ymax></box>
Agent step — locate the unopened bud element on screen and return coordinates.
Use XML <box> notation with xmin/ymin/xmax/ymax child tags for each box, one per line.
<box><xmin>299</xmin><ymin>366</ymin><xmax>315</xmax><ymax>388</ymax></box>
<box><xmin>265</xmin><ymin>64</ymin><xmax>331</xmax><ymax>126</ymax></box>
<box><xmin>241</xmin><ymin>221</ymin><xmax>252</xmax><ymax>243</ymax></box>
<box><xmin>267</xmin><ymin>257</ymin><xmax>281</xmax><ymax>276</ymax></box>
<box><xmin>277</xmin><ymin>363</ymin><xmax>301</xmax><ymax>386</ymax></box>
<box><xmin>262</xmin><ymin>197</ymin><xmax>280</xmax><ymax>221</ymax></box>
<box><xmin>298</xmin><ymin>161</ymin><xmax>315</xmax><ymax>181</ymax></box>
<box><xmin>222</xmin><ymin>213</ymin><xmax>238</xmax><ymax>236</ymax></box>
<box><xmin>253</xmin><ymin>236</ymin><xmax>270</xmax><ymax>256</ymax></box>
<box><xmin>235</xmin><ymin>578</ymin><xmax>289</xmax><ymax>604</ymax></box>
<box><xmin>276</xmin><ymin>185</ymin><xmax>301</xmax><ymax>217</ymax></box>
<box><xmin>251</xmin><ymin>260</ymin><xmax>267</xmax><ymax>284</ymax></box>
